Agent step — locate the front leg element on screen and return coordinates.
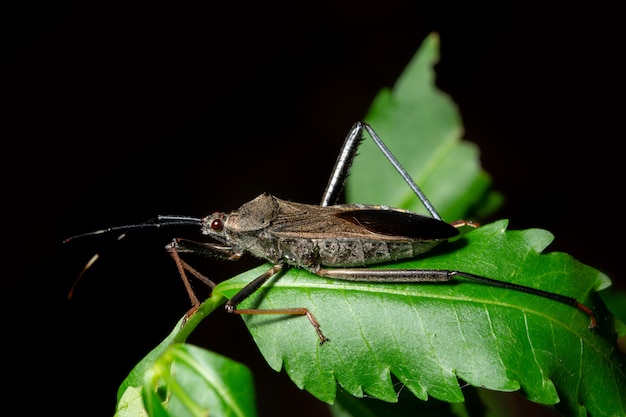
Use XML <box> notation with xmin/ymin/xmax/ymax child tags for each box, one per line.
<box><xmin>168</xmin><ymin>237</ymin><xmax>242</xmax><ymax>260</ymax></box>
<box><xmin>165</xmin><ymin>238</ymin><xmax>243</xmax><ymax>313</ymax></box>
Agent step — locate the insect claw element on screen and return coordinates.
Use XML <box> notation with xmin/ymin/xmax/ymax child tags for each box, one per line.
<box><xmin>450</xmin><ymin>219</ymin><xmax>480</xmax><ymax>229</ymax></box>
<box><xmin>304</xmin><ymin>311</ymin><xmax>329</xmax><ymax>344</ymax></box>
<box><xmin>575</xmin><ymin>302</ymin><xmax>598</xmax><ymax>329</ymax></box>
<box><xmin>182</xmin><ymin>304</ymin><xmax>200</xmax><ymax>325</ymax></box>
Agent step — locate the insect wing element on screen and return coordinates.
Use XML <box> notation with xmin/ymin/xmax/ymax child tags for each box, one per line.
<box><xmin>335</xmin><ymin>208</ymin><xmax>459</xmax><ymax>240</ymax></box>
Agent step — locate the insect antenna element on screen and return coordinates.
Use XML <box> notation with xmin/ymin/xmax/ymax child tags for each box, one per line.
<box><xmin>64</xmin><ymin>215</ymin><xmax>203</xmax><ymax>298</ymax></box>
<box><xmin>63</xmin><ymin>215</ymin><xmax>203</xmax><ymax>243</ymax></box>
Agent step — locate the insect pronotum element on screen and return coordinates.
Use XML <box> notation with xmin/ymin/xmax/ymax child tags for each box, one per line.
<box><xmin>65</xmin><ymin>122</ymin><xmax>596</xmax><ymax>344</ymax></box>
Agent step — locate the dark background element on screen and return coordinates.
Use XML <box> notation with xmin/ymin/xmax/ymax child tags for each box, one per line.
<box><xmin>2</xmin><ymin>2</ymin><xmax>623</xmax><ymax>416</ymax></box>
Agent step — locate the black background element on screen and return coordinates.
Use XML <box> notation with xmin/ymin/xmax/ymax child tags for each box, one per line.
<box><xmin>2</xmin><ymin>2</ymin><xmax>623</xmax><ymax>416</ymax></box>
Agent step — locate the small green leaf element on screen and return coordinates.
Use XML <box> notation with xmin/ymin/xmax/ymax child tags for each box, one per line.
<box><xmin>115</xmin><ymin>386</ymin><xmax>148</xmax><ymax>417</ymax></box>
<box><xmin>115</xmin><ymin>294</ymin><xmax>228</xmax><ymax>415</ymax></box>
<box><xmin>142</xmin><ymin>344</ymin><xmax>257</xmax><ymax>417</ymax></box>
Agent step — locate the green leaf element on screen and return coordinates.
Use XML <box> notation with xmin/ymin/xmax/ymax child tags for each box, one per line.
<box><xmin>115</xmin><ymin>32</ymin><xmax>625</xmax><ymax>417</ymax></box>
<box><xmin>115</xmin><ymin>386</ymin><xmax>148</xmax><ymax>417</ymax></box>
<box><xmin>115</xmin><ymin>294</ymin><xmax>229</xmax><ymax>416</ymax></box>
<box><xmin>217</xmin><ymin>32</ymin><xmax>625</xmax><ymax>415</ymax></box>
<box><xmin>213</xmin><ymin>220</ymin><xmax>623</xmax><ymax>416</ymax></box>
<box><xmin>329</xmin><ymin>384</ymin><xmax>470</xmax><ymax>417</ymax></box>
<box><xmin>142</xmin><ymin>344</ymin><xmax>257</xmax><ymax>417</ymax></box>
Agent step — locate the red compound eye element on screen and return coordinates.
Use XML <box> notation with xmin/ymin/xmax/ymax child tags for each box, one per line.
<box><xmin>210</xmin><ymin>218</ymin><xmax>223</xmax><ymax>231</ymax></box>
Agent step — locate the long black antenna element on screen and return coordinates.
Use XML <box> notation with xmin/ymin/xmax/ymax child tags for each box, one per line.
<box><xmin>64</xmin><ymin>215</ymin><xmax>204</xmax><ymax>299</ymax></box>
<box><xmin>63</xmin><ymin>215</ymin><xmax>203</xmax><ymax>243</ymax></box>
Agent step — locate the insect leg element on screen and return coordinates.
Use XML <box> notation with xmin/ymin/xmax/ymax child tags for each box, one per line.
<box><xmin>321</xmin><ymin>122</ymin><xmax>441</xmax><ymax>219</ymax></box>
<box><xmin>361</xmin><ymin>123</ymin><xmax>441</xmax><ymax>219</ymax></box>
<box><xmin>316</xmin><ymin>267</ymin><xmax>597</xmax><ymax>329</ymax></box>
<box><xmin>225</xmin><ymin>263</ymin><xmax>330</xmax><ymax>344</ymax></box>
<box><xmin>170</xmin><ymin>237</ymin><xmax>241</xmax><ymax>260</ymax></box>
<box><xmin>166</xmin><ymin>238</ymin><xmax>241</xmax><ymax>312</ymax></box>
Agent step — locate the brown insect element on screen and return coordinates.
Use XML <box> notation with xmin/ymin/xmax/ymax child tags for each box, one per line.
<box><xmin>66</xmin><ymin>122</ymin><xmax>596</xmax><ymax>343</ymax></box>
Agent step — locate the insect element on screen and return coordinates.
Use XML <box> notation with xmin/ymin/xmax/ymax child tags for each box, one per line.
<box><xmin>66</xmin><ymin>122</ymin><xmax>596</xmax><ymax>344</ymax></box>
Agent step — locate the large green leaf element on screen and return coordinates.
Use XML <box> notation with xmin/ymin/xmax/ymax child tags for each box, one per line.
<box><xmin>211</xmin><ymin>33</ymin><xmax>624</xmax><ymax>416</ymax></box>
<box><xmin>113</xmin><ymin>32</ymin><xmax>625</xmax><ymax>417</ymax></box>
<box><xmin>329</xmin><ymin>384</ymin><xmax>470</xmax><ymax>417</ymax></box>
<box><xmin>213</xmin><ymin>220</ymin><xmax>622</xmax><ymax>416</ymax></box>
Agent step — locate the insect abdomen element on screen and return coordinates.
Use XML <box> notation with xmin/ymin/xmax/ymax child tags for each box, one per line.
<box><xmin>277</xmin><ymin>237</ymin><xmax>443</xmax><ymax>268</ymax></box>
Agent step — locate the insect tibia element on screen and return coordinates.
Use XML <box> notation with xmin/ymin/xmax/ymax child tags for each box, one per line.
<box><xmin>451</xmin><ymin>271</ymin><xmax>597</xmax><ymax>329</ymax></box>
<box><xmin>226</xmin><ymin>264</ymin><xmax>284</xmax><ymax>309</ymax></box>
